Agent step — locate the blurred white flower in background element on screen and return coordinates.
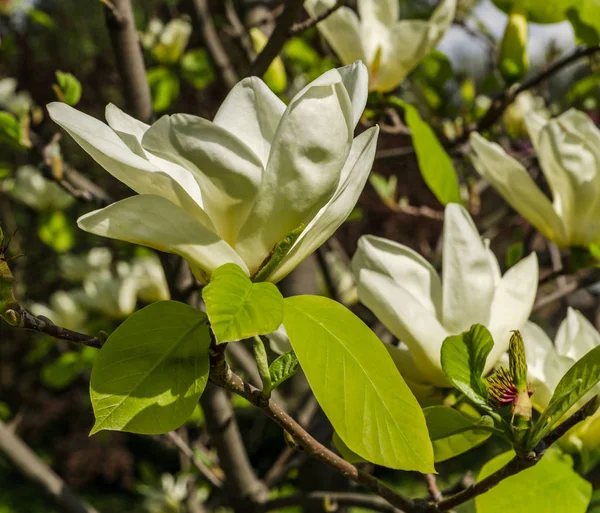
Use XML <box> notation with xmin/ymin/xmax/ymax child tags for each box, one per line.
<box><xmin>0</xmin><ymin>77</ymin><xmax>32</xmax><ymax>115</ymax></box>
<box><xmin>48</xmin><ymin>62</ymin><xmax>378</xmax><ymax>284</ymax></box>
<box><xmin>352</xmin><ymin>203</ymin><xmax>538</xmax><ymax>388</ymax></box>
<box><xmin>471</xmin><ymin>109</ymin><xmax>600</xmax><ymax>248</ymax></box>
<box><xmin>304</xmin><ymin>0</ymin><xmax>456</xmax><ymax>92</ymax></box>
<box><xmin>4</xmin><ymin>166</ymin><xmax>74</xmax><ymax>211</ymax></box>
<box><xmin>30</xmin><ymin>290</ymin><xmax>88</xmax><ymax>332</ymax></box>
<box><xmin>59</xmin><ymin>247</ymin><xmax>113</xmax><ymax>282</ymax></box>
<box><xmin>130</xmin><ymin>254</ymin><xmax>171</xmax><ymax>303</ymax></box>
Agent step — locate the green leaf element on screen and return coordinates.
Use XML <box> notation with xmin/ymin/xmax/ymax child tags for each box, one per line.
<box><xmin>567</xmin><ymin>2</ymin><xmax>600</xmax><ymax>46</ymax></box>
<box><xmin>147</xmin><ymin>66</ymin><xmax>180</xmax><ymax>113</ymax></box>
<box><xmin>416</xmin><ymin>50</ymin><xmax>453</xmax><ymax>88</ymax></box>
<box><xmin>505</xmin><ymin>241</ymin><xmax>524</xmax><ymax>268</ymax></box>
<box><xmin>491</xmin><ymin>0</ymin><xmax>574</xmax><ymax>24</ymax></box>
<box><xmin>269</xmin><ymin>351</ymin><xmax>299</xmax><ymax>389</ymax></box>
<box><xmin>475</xmin><ymin>449</ymin><xmax>592</xmax><ymax>513</ymax></box>
<box><xmin>90</xmin><ymin>301</ymin><xmax>210</xmax><ymax>435</ymax></box>
<box><xmin>203</xmin><ymin>263</ymin><xmax>284</xmax><ymax>344</ymax></box>
<box><xmin>529</xmin><ymin>344</ymin><xmax>600</xmax><ymax>447</ymax></box>
<box><xmin>283</xmin><ymin>295</ymin><xmax>434</xmax><ymax>472</ymax></box>
<box><xmin>441</xmin><ymin>324</ymin><xmax>494</xmax><ymax>406</ymax></box>
<box><xmin>0</xmin><ymin>111</ymin><xmax>24</xmax><ymax>149</ymax></box>
<box><xmin>42</xmin><ymin>352</ymin><xmax>84</xmax><ymax>390</ymax></box>
<box><xmin>369</xmin><ymin>173</ymin><xmax>397</xmax><ymax>209</ymax></box>
<box><xmin>181</xmin><ymin>48</ymin><xmax>215</xmax><ymax>89</ymax></box>
<box><xmin>37</xmin><ymin>211</ymin><xmax>75</xmax><ymax>253</ymax></box>
<box><xmin>332</xmin><ymin>431</ymin><xmax>366</xmax><ymax>464</ymax></box>
<box><xmin>566</xmin><ymin>74</ymin><xmax>600</xmax><ymax>105</ymax></box>
<box><xmin>54</xmin><ymin>71</ymin><xmax>82</xmax><ymax>106</ymax></box>
<box><xmin>396</xmin><ymin>100</ymin><xmax>461</xmax><ymax>205</ymax></box>
<box><xmin>28</xmin><ymin>8</ymin><xmax>55</xmax><ymax>28</ymax></box>
<box><xmin>424</xmin><ymin>406</ymin><xmax>494</xmax><ymax>462</ymax></box>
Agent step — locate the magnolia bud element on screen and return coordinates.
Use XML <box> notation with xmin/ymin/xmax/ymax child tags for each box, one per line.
<box><xmin>509</xmin><ymin>330</ymin><xmax>528</xmax><ymax>392</ymax></box>
<box><xmin>499</xmin><ymin>8</ymin><xmax>529</xmax><ymax>85</ymax></box>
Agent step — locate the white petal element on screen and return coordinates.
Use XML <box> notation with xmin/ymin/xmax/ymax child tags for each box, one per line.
<box><xmin>486</xmin><ymin>252</ymin><xmax>538</xmax><ymax>371</ymax></box>
<box><xmin>350</xmin><ymin>229</ymin><xmax>442</xmax><ymax>316</ymax></box>
<box><xmin>142</xmin><ymin>114</ymin><xmax>263</xmax><ymax>245</ymax></box>
<box><xmin>304</xmin><ymin>0</ymin><xmax>365</xmax><ymax>66</ymax></box>
<box><xmin>524</xmin><ymin>111</ymin><xmax>549</xmax><ymax>155</ymax></box>
<box><xmin>355</xmin><ymin>269</ymin><xmax>450</xmax><ymax>387</ymax></box>
<box><xmin>105</xmin><ymin>103</ymin><xmax>149</xmax><ymax>151</ymax></box>
<box><xmin>520</xmin><ymin>321</ymin><xmax>560</xmax><ymax>411</ymax></box>
<box><xmin>386</xmin><ymin>343</ymin><xmax>441</xmax><ymax>400</ymax></box>
<box><xmin>48</xmin><ymin>102</ymin><xmax>210</xmax><ymax>227</ymax></box>
<box><xmin>267</xmin><ymin>127</ymin><xmax>378</xmax><ymax>282</ymax></box>
<box><xmin>539</xmin><ymin>117</ymin><xmax>600</xmax><ymax>246</ymax></box>
<box><xmin>77</xmin><ymin>194</ymin><xmax>248</xmax><ymax>282</ymax></box>
<box><xmin>235</xmin><ymin>72</ymin><xmax>354</xmax><ymax>273</ymax></box>
<box><xmin>370</xmin><ymin>20</ymin><xmax>431</xmax><ymax>92</ymax></box>
<box><xmin>213</xmin><ymin>77</ymin><xmax>286</xmax><ymax>165</ymax></box>
<box><xmin>442</xmin><ymin>204</ymin><xmax>496</xmax><ymax>334</ymax></box>
<box><xmin>470</xmin><ymin>132</ymin><xmax>567</xmax><ymax>245</ymax></box>
<box><xmin>357</xmin><ymin>0</ymin><xmax>398</xmax><ymax>28</ymax></box>
<box><xmin>555</xmin><ymin>308</ymin><xmax>600</xmax><ymax>362</ymax></box>
<box><xmin>429</xmin><ymin>0</ymin><xmax>457</xmax><ymax>33</ymax></box>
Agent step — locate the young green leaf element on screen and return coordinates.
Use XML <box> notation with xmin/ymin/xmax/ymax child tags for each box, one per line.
<box><xmin>53</xmin><ymin>71</ymin><xmax>82</xmax><ymax>106</ymax></box>
<box><xmin>203</xmin><ymin>263</ymin><xmax>284</xmax><ymax>344</ymax></box>
<box><xmin>529</xmin><ymin>344</ymin><xmax>600</xmax><ymax>447</ymax></box>
<box><xmin>475</xmin><ymin>449</ymin><xmax>592</xmax><ymax>513</ymax></box>
<box><xmin>269</xmin><ymin>351</ymin><xmax>299</xmax><ymax>390</ymax></box>
<box><xmin>441</xmin><ymin>324</ymin><xmax>494</xmax><ymax>406</ymax></box>
<box><xmin>283</xmin><ymin>295</ymin><xmax>434</xmax><ymax>472</ymax></box>
<box><xmin>424</xmin><ymin>406</ymin><xmax>495</xmax><ymax>462</ymax></box>
<box><xmin>90</xmin><ymin>301</ymin><xmax>210</xmax><ymax>435</ymax></box>
<box><xmin>395</xmin><ymin>99</ymin><xmax>461</xmax><ymax>206</ymax></box>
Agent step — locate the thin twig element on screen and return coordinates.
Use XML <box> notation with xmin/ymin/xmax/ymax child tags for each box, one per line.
<box><xmin>259</xmin><ymin>491</ymin><xmax>398</xmax><ymax>513</ymax></box>
<box><xmin>165</xmin><ymin>431</ymin><xmax>224</xmax><ymax>489</ymax></box>
<box><xmin>5</xmin><ymin>306</ymin><xmax>103</xmax><ymax>349</ymax></box>
<box><xmin>377</xmin><ymin>44</ymin><xmax>600</xmax><ymax>160</ymax></box>
<box><xmin>249</xmin><ymin>0</ymin><xmax>304</xmax><ymax>77</ymax></box>
<box><xmin>225</xmin><ymin>0</ymin><xmax>256</xmax><ymax>62</ymax></box>
<box><xmin>289</xmin><ymin>0</ymin><xmax>344</xmax><ymax>35</ymax></box>
<box><xmin>192</xmin><ymin>0</ymin><xmax>239</xmax><ymax>91</ymax></box>
<box><xmin>0</xmin><ymin>420</ymin><xmax>100</xmax><ymax>513</ymax></box>
<box><xmin>424</xmin><ymin>474</ymin><xmax>443</xmax><ymax>503</ymax></box>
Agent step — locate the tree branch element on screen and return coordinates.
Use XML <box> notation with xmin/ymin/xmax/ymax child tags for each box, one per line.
<box><xmin>4</xmin><ymin>306</ymin><xmax>103</xmax><ymax>349</ymax></box>
<box><xmin>192</xmin><ymin>0</ymin><xmax>239</xmax><ymax>91</ymax></box>
<box><xmin>199</xmin><ymin>383</ymin><xmax>267</xmax><ymax>511</ymax></box>
<box><xmin>289</xmin><ymin>1</ymin><xmax>344</xmax><ymax>35</ymax></box>
<box><xmin>208</xmin><ymin>351</ymin><xmax>420</xmax><ymax>512</ymax></box>
<box><xmin>103</xmin><ymin>0</ymin><xmax>153</xmax><ymax>123</ymax></box>
<box><xmin>249</xmin><ymin>0</ymin><xmax>304</xmax><ymax>77</ymax></box>
<box><xmin>0</xmin><ymin>420</ymin><xmax>100</xmax><ymax>513</ymax></box>
<box><xmin>165</xmin><ymin>430</ymin><xmax>225</xmax><ymax>489</ymax></box>
<box><xmin>377</xmin><ymin>44</ymin><xmax>600</xmax><ymax>161</ymax></box>
<box><xmin>259</xmin><ymin>491</ymin><xmax>398</xmax><ymax>513</ymax></box>
<box><xmin>436</xmin><ymin>399</ymin><xmax>596</xmax><ymax>511</ymax></box>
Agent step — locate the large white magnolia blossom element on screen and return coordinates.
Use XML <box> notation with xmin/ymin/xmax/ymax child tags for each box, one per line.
<box><xmin>471</xmin><ymin>109</ymin><xmax>600</xmax><ymax>248</ymax></box>
<box><xmin>48</xmin><ymin>62</ymin><xmax>378</xmax><ymax>283</ymax></box>
<box><xmin>304</xmin><ymin>0</ymin><xmax>456</xmax><ymax>92</ymax></box>
<box><xmin>522</xmin><ymin>308</ymin><xmax>600</xmax><ymax>412</ymax></box>
<box><xmin>352</xmin><ymin>203</ymin><xmax>538</xmax><ymax>388</ymax></box>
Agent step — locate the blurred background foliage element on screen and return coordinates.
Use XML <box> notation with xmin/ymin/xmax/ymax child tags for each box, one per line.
<box><xmin>1</xmin><ymin>0</ymin><xmax>600</xmax><ymax>512</ymax></box>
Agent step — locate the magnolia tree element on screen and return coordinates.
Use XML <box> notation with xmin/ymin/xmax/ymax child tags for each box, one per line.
<box><xmin>3</xmin><ymin>0</ymin><xmax>600</xmax><ymax>512</ymax></box>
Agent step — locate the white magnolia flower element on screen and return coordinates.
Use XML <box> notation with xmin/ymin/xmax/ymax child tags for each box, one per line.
<box><xmin>471</xmin><ymin>109</ymin><xmax>600</xmax><ymax>248</ymax></box>
<box><xmin>352</xmin><ymin>203</ymin><xmax>538</xmax><ymax>387</ymax></box>
<box><xmin>79</xmin><ymin>265</ymin><xmax>138</xmax><ymax>319</ymax></box>
<box><xmin>522</xmin><ymin>308</ymin><xmax>600</xmax><ymax>412</ymax></box>
<box><xmin>59</xmin><ymin>247</ymin><xmax>113</xmax><ymax>283</ymax></box>
<box><xmin>48</xmin><ymin>62</ymin><xmax>378</xmax><ymax>284</ymax></box>
<box><xmin>30</xmin><ymin>291</ymin><xmax>88</xmax><ymax>333</ymax></box>
<box><xmin>131</xmin><ymin>254</ymin><xmax>171</xmax><ymax>303</ymax></box>
<box><xmin>4</xmin><ymin>166</ymin><xmax>74</xmax><ymax>211</ymax></box>
<box><xmin>0</xmin><ymin>77</ymin><xmax>32</xmax><ymax>115</ymax></box>
<box><xmin>304</xmin><ymin>0</ymin><xmax>456</xmax><ymax>92</ymax></box>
